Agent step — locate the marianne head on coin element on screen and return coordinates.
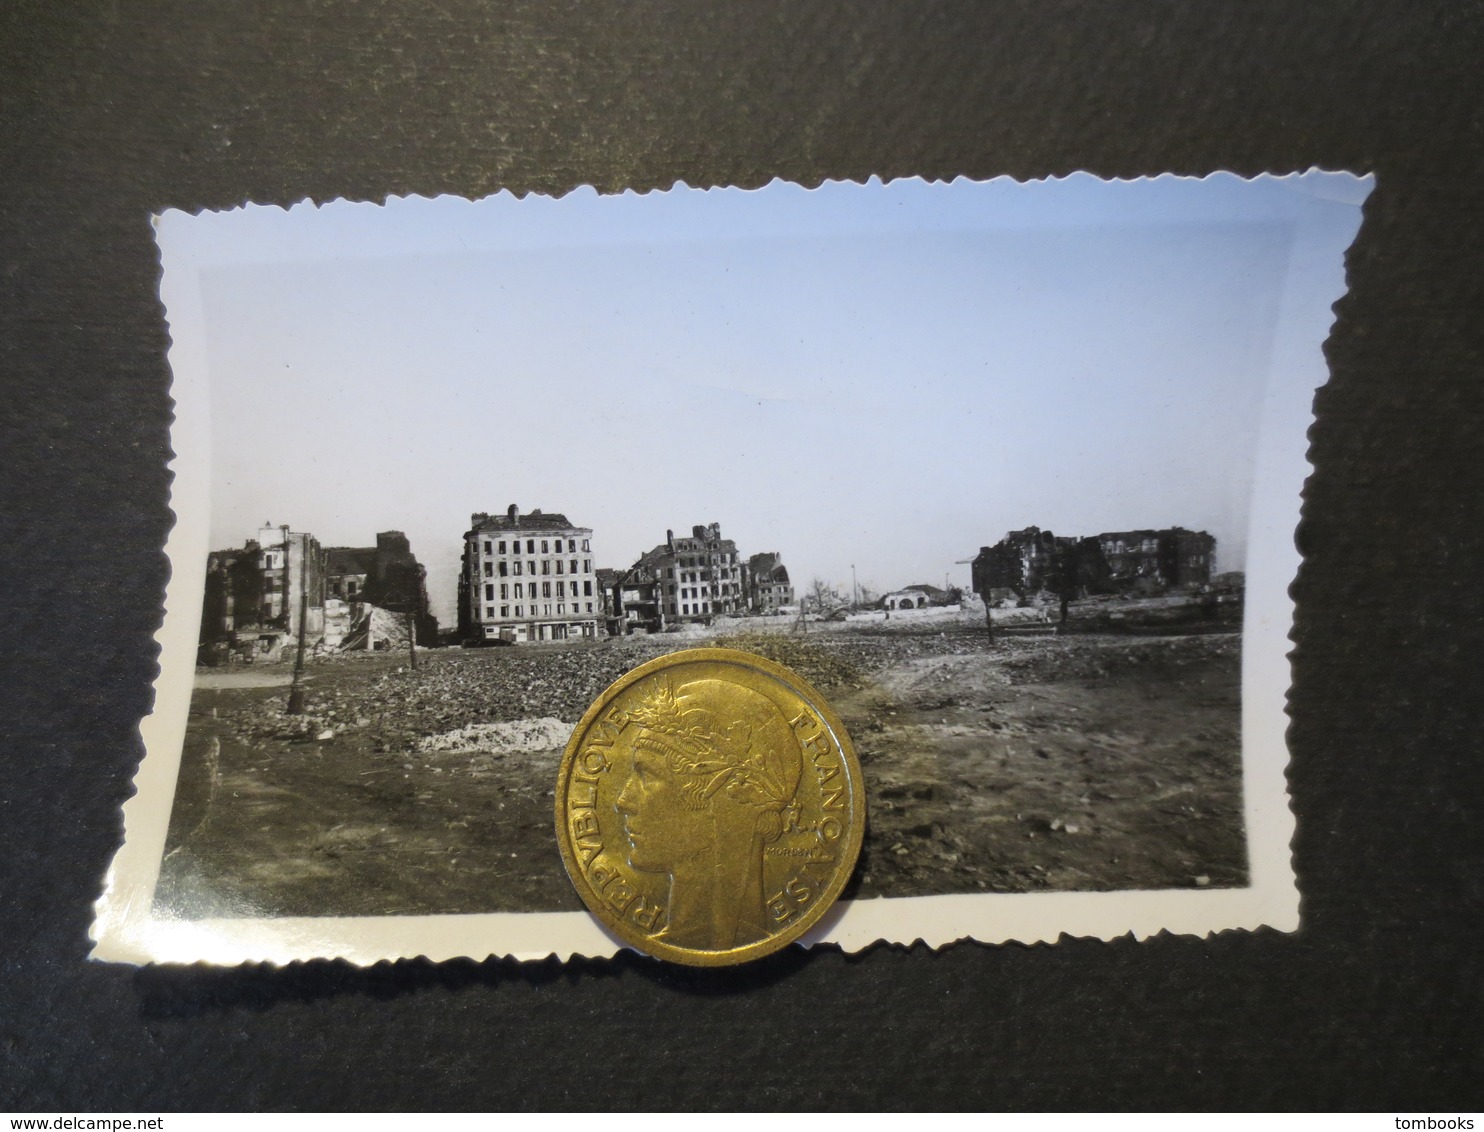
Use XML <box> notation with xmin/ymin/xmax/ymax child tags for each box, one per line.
<box><xmin>556</xmin><ymin>647</ymin><xmax>864</xmax><ymax>965</ymax></box>
<box><xmin>613</xmin><ymin>676</ymin><xmax>804</xmax><ymax>950</ymax></box>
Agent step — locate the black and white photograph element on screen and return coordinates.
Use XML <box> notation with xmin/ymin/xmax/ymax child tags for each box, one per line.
<box><xmin>93</xmin><ymin>171</ymin><xmax>1369</xmax><ymax>963</ymax></box>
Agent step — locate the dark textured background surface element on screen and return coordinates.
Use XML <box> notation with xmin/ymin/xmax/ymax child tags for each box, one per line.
<box><xmin>3</xmin><ymin>0</ymin><xmax>1482</xmax><ymax>1111</ymax></box>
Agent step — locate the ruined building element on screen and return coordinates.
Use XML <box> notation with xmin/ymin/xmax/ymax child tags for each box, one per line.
<box><xmin>746</xmin><ymin>552</ymin><xmax>795</xmax><ymax>614</ymax></box>
<box><xmin>594</xmin><ymin>567</ymin><xmax>622</xmax><ymax>633</ymax></box>
<box><xmin>972</xmin><ymin>525</ymin><xmax>1216</xmax><ymax>603</ymax></box>
<box><xmin>199</xmin><ymin>523</ymin><xmax>327</xmax><ymax>664</ymax></box>
<box><xmin>1095</xmin><ymin>528</ymin><xmax>1216</xmax><ymax>588</ymax></box>
<box><xmin>323</xmin><ymin>530</ymin><xmax>438</xmax><ymax>647</ymax></box>
<box><xmin>972</xmin><ymin>527</ymin><xmax>1084</xmax><ymax>597</ymax></box>
<box><xmin>459</xmin><ymin>505</ymin><xmax>598</xmax><ymax>644</ymax></box>
<box><xmin>602</xmin><ymin>527</ymin><xmax>795</xmax><ymax>634</ymax></box>
<box><xmin>630</xmin><ymin>523</ymin><xmax>746</xmax><ymax>623</ymax></box>
<box><xmin>606</xmin><ymin>561</ymin><xmax>667</xmax><ymax>635</ymax></box>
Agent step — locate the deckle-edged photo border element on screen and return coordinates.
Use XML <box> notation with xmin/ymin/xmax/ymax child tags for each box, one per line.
<box><xmin>90</xmin><ymin>172</ymin><xmax>1370</xmax><ymax>965</ymax></box>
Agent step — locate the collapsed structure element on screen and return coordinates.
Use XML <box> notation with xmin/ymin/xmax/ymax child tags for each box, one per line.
<box><xmin>746</xmin><ymin>552</ymin><xmax>795</xmax><ymax>615</ymax></box>
<box><xmin>605</xmin><ymin>558</ymin><xmax>666</xmax><ymax>636</ymax></box>
<box><xmin>200</xmin><ymin>523</ymin><xmax>327</xmax><ymax>665</ymax></box>
<box><xmin>200</xmin><ymin>524</ymin><xmax>436</xmax><ymax>663</ymax></box>
<box><xmin>323</xmin><ymin>530</ymin><xmax>438</xmax><ymax>649</ymax></box>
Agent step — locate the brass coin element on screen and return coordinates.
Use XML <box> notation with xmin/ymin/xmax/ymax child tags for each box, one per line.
<box><xmin>554</xmin><ymin>647</ymin><xmax>865</xmax><ymax>966</ymax></box>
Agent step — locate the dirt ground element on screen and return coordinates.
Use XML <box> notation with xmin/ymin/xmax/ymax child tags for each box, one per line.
<box><xmin>156</xmin><ymin>604</ymin><xmax>1246</xmax><ymax>919</ymax></box>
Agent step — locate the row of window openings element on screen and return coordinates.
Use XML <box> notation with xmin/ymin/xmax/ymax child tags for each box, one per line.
<box><xmin>673</xmin><ymin>585</ymin><xmax>736</xmax><ymax>599</ymax></box>
<box><xmin>1104</xmin><ymin>549</ymin><xmax>1206</xmax><ymax>564</ymax></box>
<box><xmin>485</xmin><ymin>581</ymin><xmax>593</xmax><ymax>601</ymax></box>
<box><xmin>670</xmin><ymin>602</ymin><xmax>711</xmax><ymax>615</ymax></box>
<box><xmin>484</xmin><ymin>538</ymin><xmax>590</xmax><ymax>556</ymax></box>
<box><xmin>483</xmin><ymin>559</ymin><xmax>590</xmax><ymax>578</ymax></box>
<box><xmin>486</xmin><ymin>603</ymin><xmax>594</xmax><ymax>618</ymax></box>
<box><xmin>668</xmin><ymin>567</ymin><xmax>739</xmax><ymax>582</ymax></box>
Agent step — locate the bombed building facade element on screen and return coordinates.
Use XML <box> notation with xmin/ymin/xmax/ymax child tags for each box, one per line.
<box><xmin>603</xmin><ymin>560</ymin><xmax>667</xmax><ymax>634</ymax></box>
<box><xmin>200</xmin><ymin>525</ymin><xmax>439</xmax><ymax>662</ymax></box>
<box><xmin>199</xmin><ymin>523</ymin><xmax>327</xmax><ymax>664</ymax></box>
<box><xmin>602</xmin><ymin>527</ymin><xmax>793</xmax><ymax>633</ymax></box>
<box><xmin>459</xmin><ymin>505</ymin><xmax>599</xmax><ymax>644</ymax></box>
<box><xmin>632</xmin><ymin>523</ymin><xmax>746</xmax><ymax>623</ymax></box>
<box><xmin>973</xmin><ymin>527</ymin><xmax>1062</xmax><ymax>597</ymax></box>
<box><xmin>972</xmin><ymin>525</ymin><xmax>1216</xmax><ymax>603</ymax></box>
<box><xmin>1096</xmin><ymin>528</ymin><xmax>1216</xmax><ymax>588</ymax></box>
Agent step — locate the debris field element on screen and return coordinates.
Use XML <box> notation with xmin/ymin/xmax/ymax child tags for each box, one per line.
<box><xmin>158</xmin><ymin>613</ymin><xmax>1246</xmax><ymax>919</ymax></box>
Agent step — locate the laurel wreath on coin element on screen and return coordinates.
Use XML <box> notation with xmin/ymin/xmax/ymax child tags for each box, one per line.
<box><xmin>622</xmin><ymin>678</ymin><xmax>799</xmax><ymax>817</ymax></box>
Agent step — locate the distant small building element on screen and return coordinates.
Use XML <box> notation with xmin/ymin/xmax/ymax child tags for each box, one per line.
<box><xmin>881</xmin><ymin>584</ymin><xmax>954</xmax><ymax>611</ymax></box>
<box><xmin>746</xmin><ymin>552</ymin><xmax>794</xmax><ymax>614</ymax></box>
<box><xmin>200</xmin><ymin>522</ymin><xmax>327</xmax><ymax>664</ymax></box>
<box><xmin>882</xmin><ymin>589</ymin><xmax>929</xmax><ymax>611</ymax></box>
<box><xmin>324</xmin><ymin>547</ymin><xmax>374</xmax><ymax>603</ymax></box>
<box><xmin>459</xmin><ymin>505</ymin><xmax>599</xmax><ymax>644</ymax></box>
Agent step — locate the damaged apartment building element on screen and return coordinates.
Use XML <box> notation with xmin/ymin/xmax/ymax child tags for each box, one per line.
<box><xmin>627</xmin><ymin>523</ymin><xmax>746</xmax><ymax>628</ymax></box>
<box><xmin>199</xmin><ymin>523</ymin><xmax>328</xmax><ymax>664</ymax></box>
<box><xmin>971</xmin><ymin>525</ymin><xmax>1216</xmax><ymax>605</ymax></box>
<box><xmin>604</xmin><ymin>525</ymin><xmax>795</xmax><ymax>634</ymax></box>
<box><xmin>458</xmin><ymin>505</ymin><xmax>599</xmax><ymax>644</ymax></box>
<box><xmin>199</xmin><ymin>524</ymin><xmax>436</xmax><ymax>664</ymax></box>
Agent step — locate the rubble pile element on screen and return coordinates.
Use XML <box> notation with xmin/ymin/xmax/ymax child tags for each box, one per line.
<box><xmin>341</xmin><ymin>604</ymin><xmax>411</xmax><ymax>652</ymax></box>
<box><xmin>212</xmin><ymin>641</ymin><xmax>672</xmax><ymax>751</ymax></box>
<box><xmin>418</xmin><ymin>717</ymin><xmax>573</xmax><ymax>755</ymax></box>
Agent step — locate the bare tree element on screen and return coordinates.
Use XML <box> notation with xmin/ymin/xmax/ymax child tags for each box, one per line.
<box><xmin>808</xmin><ymin>577</ymin><xmax>843</xmax><ymax>616</ymax></box>
<box><xmin>1047</xmin><ymin>539</ymin><xmax>1100</xmax><ymax>625</ymax></box>
<box><xmin>795</xmin><ymin>577</ymin><xmax>839</xmax><ymax>632</ymax></box>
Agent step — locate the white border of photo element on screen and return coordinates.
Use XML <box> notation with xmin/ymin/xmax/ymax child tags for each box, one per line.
<box><xmin>90</xmin><ymin>171</ymin><xmax>1371</xmax><ymax>965</ymax></box>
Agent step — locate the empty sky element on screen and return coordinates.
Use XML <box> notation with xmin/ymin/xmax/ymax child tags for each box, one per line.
<box><xmin>172</xmin><ymin>173</ymin><xmax>1368</xmax><ymax>625</ymax></box>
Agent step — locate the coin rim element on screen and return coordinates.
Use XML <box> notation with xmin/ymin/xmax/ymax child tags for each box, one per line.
<box><xmin>553</xmin><ymin>646</ymin><xmax>866</xmax><ymax>967</ymax></box>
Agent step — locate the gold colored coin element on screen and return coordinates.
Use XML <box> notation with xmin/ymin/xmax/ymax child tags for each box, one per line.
<box><xmin>554</xmin><ymin>647</ymin><xmax>865</xmax><ymax>966</ymax></box>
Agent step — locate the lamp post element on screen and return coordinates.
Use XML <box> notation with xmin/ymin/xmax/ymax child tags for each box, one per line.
<box><xmin>402</xmin><ymin>597</ymin><xmax>418</xmax><ymax>670</ymax></box>
<box><xmin>384</xmin><ymin>583</ymin><xmax>420</xmax><ymax>670</ymax></box>
<box><xmin>285</xmin><ymin>532</ymin><xmax>310</xmax><ymax>714</ymax></box>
